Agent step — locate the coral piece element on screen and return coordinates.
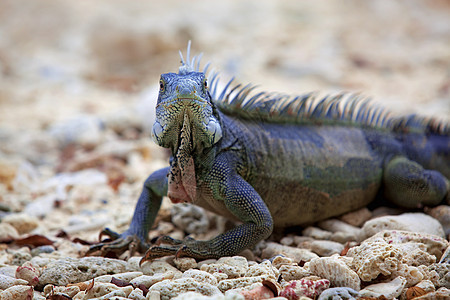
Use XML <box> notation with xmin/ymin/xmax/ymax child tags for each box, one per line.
<box><xmin>346</xmin><ymin>237</ymin><xmax>403</xmax><ymax>281</ymax></box>
<box><xmin>359</xmin><ymin>276</ymin><xmax>407</xmax><ymax>299</ymax></box>
<box><xmin>38</xmin><ymin>257</ymin><xmax>127</xmax><ymax>287</ymax></box>
<box><xmin>181</xmin><ymin>269</ymin><xmax>218</xmax><ymax>286</ymax></box>
<box><xmin>271</xmin><ymin>255</ymin><xmax>294</xmax><ymax>269</ymax></box>
<box><xmin>392</xmin><ymin>264</ymin><xmax>423</xmax><ymax>287</ymax></box>
<box><xmin>245</xmin><ymin>260</ymin><xmax>279</xmax><ymax>281</ymax></box>
<box><xmin>361</xmin><ymin>213</ymin><xmax>445</xmax><ymax>239</ymax></box>
<box><xmin>414</xmin><ymin>287</ymin><xmax>450</xmax><ymax>300</ymax></box>
<box><xmin>15</xmin><ymin>261</ymin><xmax>40</xmax><ymax>287</ymax></box>
<box><xmin>279</xmin><ymin>277</ymin><xmax>330</xmax><ymax>299</ymax></box>
<box><xmin>217</xmin><ymin>275</ymin><xmax>266</xmax><ymax>292</ymax></box>
<box><xmin>149</xmin><ymin>278</ymin><xmax>222</xmax><ymax>300</ymax></box>
<box><xmin>308</xmin><ymin>256</ymin><xmax>360</xmax><ymax>290</ymax></box>
<box><xmin>83</xmin><ymin>282</ymin><xmax>133</xmax><ymax>299</ymax></box>
<box><xmin>278</xmin><ymin>264</ymin><xmax>312</xmax><ymax>282</ymax></box>
<box><xmin>239</xmin><ymin>284</ymin><xmax>275</xmax><ymax>299</ymax></box>
<box><xmin>428</xmin><ymin>263</ymin><xmax>450</xmax><ymax>288</ymax></box>
<box><xmin>200</xmin><ymin>256</ymin><xmax>249</xmax><ymax>278</ymax></box>
<box><xmin>370</xmin><ymin>230</ymin><xmax>448</xmax><ymax>260</ymax></box>
<box><xmin>43</xmin><ymin>285</ymin><xmax>81</xmax><ymax>298</ymax></box>
<box><xmin>130</xmin><ymin>271</ymin><xmax>176</xmax><ymax>288</ymax></box>
<box><xmin>171</xmin><ymin>203</ymin><xmax>209</xmax><ymax>234</ymax></box>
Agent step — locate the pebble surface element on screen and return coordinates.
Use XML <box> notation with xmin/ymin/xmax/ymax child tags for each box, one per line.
<box><xmin>1</xmin><ymin>1</ymin><xmax>449</xmax><ymax>299</ymax></box>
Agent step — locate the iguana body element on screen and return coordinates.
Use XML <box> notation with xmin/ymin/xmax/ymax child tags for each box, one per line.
<box><xmin>90</xmin><ymin>44</ymin><xmax>449</xmax><ymax>260</ymax></box>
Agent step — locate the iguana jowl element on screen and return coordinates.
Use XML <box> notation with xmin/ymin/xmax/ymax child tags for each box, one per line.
<box><xmin>89</xmin><ymin>43</ymin><xmax>449</xmax><ymax>261</ymax></box>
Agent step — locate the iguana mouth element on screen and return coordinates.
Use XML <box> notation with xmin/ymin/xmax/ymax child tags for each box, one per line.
<box><xmin>167</xmin><ymin>113</ymin><xmax>197</xmax><ymax>203</ymax></box>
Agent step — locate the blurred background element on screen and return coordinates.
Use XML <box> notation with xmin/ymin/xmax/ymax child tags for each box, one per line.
<box><xmin>0</xmin><ymin>0</ymin><xmax>449</xmax><ymax>238</ymax></box>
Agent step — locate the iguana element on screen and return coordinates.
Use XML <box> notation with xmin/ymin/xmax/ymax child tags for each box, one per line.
<box><xmin>88</xmin><ymin>42</ymin><xmax>449</xmax><ymax>262</ymax></box>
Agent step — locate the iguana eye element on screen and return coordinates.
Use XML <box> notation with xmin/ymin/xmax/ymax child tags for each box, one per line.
<box><xmin>159</xmin><ymin>80</ymin><xmax>165</xmax><ymax>92</ymax></box>
<box><xmin>203</xmin><ymin>79</ymin><xmax>208</xmax><ymax>89</ymax></box>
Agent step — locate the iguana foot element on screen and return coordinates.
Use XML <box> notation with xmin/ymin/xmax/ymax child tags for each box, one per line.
<box><xmin>139</xmin><ymin>236</ymin><xmax>218</xmax><ymax>264</ymax></box>
<box><xmin>85</xmin><ymin>228</ymin><xmax>148</xmax><ymax>257</ymax></box>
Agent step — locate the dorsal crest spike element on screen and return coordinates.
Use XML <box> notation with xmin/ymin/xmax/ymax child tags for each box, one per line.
<box><xmin>173</xmin><ymin>44</ymin><xmax>449</xmax><ymax>135</ymax></box>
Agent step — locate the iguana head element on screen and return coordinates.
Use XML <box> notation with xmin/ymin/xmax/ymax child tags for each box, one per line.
<box><xmin>151</xmin><ymin>46</ymin><xmax>222</xmax><ymax>204</ymax></box>
<box><xmin>151</xmin><ymin>71</ymin><xmax>222</xmax><ymax>153</ymax></box>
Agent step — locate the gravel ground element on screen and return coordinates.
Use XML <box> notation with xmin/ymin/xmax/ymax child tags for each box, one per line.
<box><xmin>0</xmin><ymin>1</ymin><xmax>449</xmax><ymax>299</ymax></box>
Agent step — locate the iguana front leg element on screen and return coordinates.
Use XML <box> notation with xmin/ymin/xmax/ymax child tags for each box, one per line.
<box><xmin>86</xmin><ymin>167</ymin><xmax>168</xmax><ymax>256</ymax></box>
<box><xmin>141</xmin><ymin>157</ymin><xmax>274</xmax><ymax>261</ymax></box>
<box><xmin>384</xmin><ymin>156</ymin><xmax>449</xmax><ymax>208</ymax></box>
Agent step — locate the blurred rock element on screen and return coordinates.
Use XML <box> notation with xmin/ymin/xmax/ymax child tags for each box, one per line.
<box><xmin>361</xmin><ymin>213</ymin><xmax>445</xmax><ymax>239</ymax></box>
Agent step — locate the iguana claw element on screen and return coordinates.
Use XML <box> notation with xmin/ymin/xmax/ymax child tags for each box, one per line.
<box><xmin>85</xmin><ymin>228</ymin><xmax>148</xmax><ymax>257</ymax></box>
<box><xmin>139</xmin><ymin>235</ymin><xmax>218</xmax><ymax>265</ymax></box>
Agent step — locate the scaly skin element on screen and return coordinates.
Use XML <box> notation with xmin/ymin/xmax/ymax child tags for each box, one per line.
<box><xmin>87</xmin><ymin>47</ymin><xmax>449</xmax><ymax>261</ymax></box>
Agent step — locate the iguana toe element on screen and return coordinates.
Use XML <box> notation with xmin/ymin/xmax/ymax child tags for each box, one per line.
<box><xmin>85</xmin><ymin>228</ymin><xmax>147</xmax><ymax>257</ymax></box>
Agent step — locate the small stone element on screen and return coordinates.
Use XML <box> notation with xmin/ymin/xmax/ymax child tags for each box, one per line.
<box><xmin>83</xmin><ymin>282</ymin><xmax>132</xmax><ymax>299</ymax></box>
<box><xmin>317</xmin><ymin>219</ymin><xmax>362</xmax><ymax>240</ymax></box>
<box><xmin>2</xmin><ymin>213</ymin><xmax>39</xmax><ymax>235</ymax></box>
<box><xmin>130</xmin><ymin>272</ymin><xmax>176</xmax><ymax>288</ymax></box>
<box><xmin>362</xmin><ymin>213</ymin><xmax>445</xmax><ymax>239</ymax></box>
<box><xmin>48</xmin><ymin>115</ymin><xmax>104</xmax><ymax>147</ymax></box>
<box><xmin>171</xmin><ymin>203</ymin><xmax>209</xmax><ymax>234</ymax></box>
<box><xmin>147</xmin><ymin>290</ymin><xmax>161</xmax><ymax>300</ymax></box>
<box><xmin>240</xmin><ymin>284</ymin><xmax>275</xmax><ymax>299</ymax></box>
<box><xmin>425</xmin><ymin>205</ymin><xmax>450</xmax><ymax>236</ymax></box>
<box><xmin>309</xmin><ymin>240</ymin><xmax>345</xmax><ymax>257</ymax></box>
<box><xmin>0</xmin><ymin>266</ymin><xmax>17</xmax><ymax>278</ymax></box>
<box><xmin>10</xmin><ymin>247</ymin><xmax>32</xmax><ymax>266</ymax></box>
<box><xmin>330</xmin><ymin>231</ymin><xmax>358</xmax><ymax>244</ymax></box>
<box><xmin>128</xmin><ymin>287</ymin><xmax>146</xmax><ymax>300</ymax></box>
<box><xmin>261</xmin><ymin>242</ymin><xmax>319</xmax><ymax>263</ymax></box>
<box><xmin>30</xmin><ymin>245</ymin><xmax>55</xmax><ymax>256</ymax></box>
<box><xmin>0</xmin><ymin>285</ymin><xmax>34</xmax><ymax>300</ymax></box>
<box><xmin>174</xmin><ymin>257</ymin><xmax>197</xmax><ymax>272</ymax></box>
<box><xmin>318</xmin><ymin>287</ymin><xmax>360</xmax><ymax>300</ymax></box>
<box><xmin>339</xmin><ymin>207</ymin><xmax>372</xmax><ymax>227</ymax></box>
<box><xmin>0</xmin><ymin>222</ymin><xmax>19</xmax><ymax>240</ymax></box>
<box><xmin>86</xmin><ymin>271</ymin><xmax>143</xmax><ymax>284</ymax></box>
<box><xmin>0</xmin><ymin>274</ymin><xmax>28</xmax><ymax>290</ymax></box>
<box><xmin>43</xmin><ymin>285</ymin><xmax>81</xmax><ymax>298</ymax></box>
<box><xmin>360</xmin><ymin>276</ymin><xmax>407</xmax><ymax>298</ymax></box>
<box><xmin>280</xmin><ymin>236</ymin><xmax>295</xmax><ymax>246</ymax></box>
<box><xmin>302</xmin><ymin>227</ymin><xmax>332</xmax><ymax>240</ymax></box>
